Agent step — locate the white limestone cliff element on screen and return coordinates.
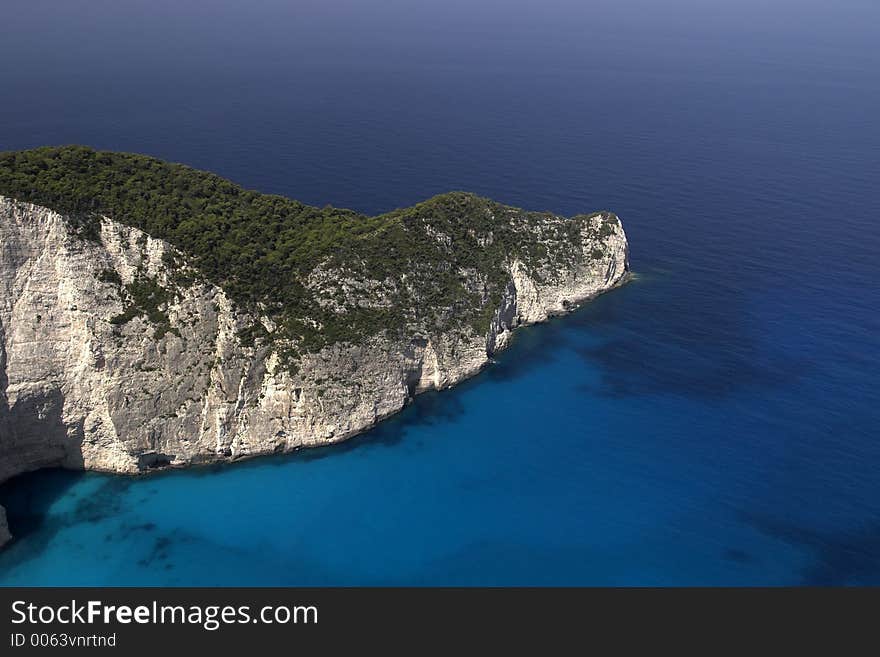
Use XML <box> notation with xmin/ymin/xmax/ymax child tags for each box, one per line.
<box><xmin>0</xmin><ymin>196</ymin><xmax>629</xmax><ymax>545</ymax></box>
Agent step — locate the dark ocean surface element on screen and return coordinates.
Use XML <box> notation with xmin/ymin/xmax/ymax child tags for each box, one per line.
<box><xmin>0</xmin><ymin>0</ymin><xmax>878</xmax><ymax>584</ymax></box>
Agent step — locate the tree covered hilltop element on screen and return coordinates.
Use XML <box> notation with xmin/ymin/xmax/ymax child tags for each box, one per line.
<box><xmin>0</xmin><ymin>146</ymin><xmax>622</xmax><ymax>367</ymax></box>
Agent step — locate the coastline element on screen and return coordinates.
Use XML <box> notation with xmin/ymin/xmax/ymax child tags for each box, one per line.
<box><xmin>0</xmin><ymin>195</ymin><xmax>630</xmax><ymax>547</ymax></box>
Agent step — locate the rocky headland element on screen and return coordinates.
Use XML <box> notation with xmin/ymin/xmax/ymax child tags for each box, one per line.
<box><xmin>0</xmin><ymin>146</ymin><xmax>630</xmax><ymax>545</ymax></box>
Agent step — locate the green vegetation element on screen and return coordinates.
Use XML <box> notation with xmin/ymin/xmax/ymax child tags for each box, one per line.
<box><xmin>109</xmin><ymin>275</ymin><xmax>177</xmax><ymax>340</ymax></box>
<box><xmin>0</xmin><ymin>146</ymin><xmax>615</xmax><ymax>364</ymax></box>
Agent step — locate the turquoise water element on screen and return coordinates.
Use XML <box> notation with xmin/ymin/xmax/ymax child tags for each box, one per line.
<box><xmin>1</xmin><ymin>0</ymin><xmax>879</xmax><ymax>584</ymax></box>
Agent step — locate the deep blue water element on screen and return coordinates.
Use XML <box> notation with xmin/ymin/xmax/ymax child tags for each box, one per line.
<box><xmin>1</xmin><ymin>0</ymin><xmax>878</xmax><ymax>585</ymax></box>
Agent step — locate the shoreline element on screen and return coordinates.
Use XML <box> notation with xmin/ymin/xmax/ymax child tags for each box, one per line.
<box><xmin>0</xmin><ymin>271</ymin><xmax>632</xmax><ymax>547</ymax></box>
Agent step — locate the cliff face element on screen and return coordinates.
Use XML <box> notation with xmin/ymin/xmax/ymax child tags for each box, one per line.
<box><xmin>0</xmin><ymin>195</ymin><xmax>628</xmax><ymax>545</ymax></box>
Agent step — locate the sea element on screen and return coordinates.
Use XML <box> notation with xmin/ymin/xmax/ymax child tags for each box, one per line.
<box><xmin>0</xmin><ymin>0</ymin><xmax>878</xmax><ymax>585</ymax></box>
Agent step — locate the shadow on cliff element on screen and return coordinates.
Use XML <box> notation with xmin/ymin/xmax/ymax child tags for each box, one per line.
<box><xmin>0</xmin><ymin>386</ymin><xmax>89</xmax><ymax>572</ymax></box>
<box><xmin>2</xmin><ymin>386</ymin><xmax>85</xmax><ymax>470</ymax></box>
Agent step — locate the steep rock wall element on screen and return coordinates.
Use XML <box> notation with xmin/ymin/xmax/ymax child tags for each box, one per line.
<box><xmin>0</xmin><ymin>196</ymin><xmax>629</xmax><ymax>544</ymax></box>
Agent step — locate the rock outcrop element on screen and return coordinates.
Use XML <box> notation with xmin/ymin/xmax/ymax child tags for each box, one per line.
<box><xmin>0</xmin><ymin>195</ymin><xmax>629</xmax><ymax>545</ymax></box>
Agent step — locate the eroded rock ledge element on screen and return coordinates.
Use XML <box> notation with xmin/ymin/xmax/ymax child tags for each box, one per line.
<box><xmin>0</xmin><ymin>195</ymin><xmax>629</xmax><ymax>545</ymax></box>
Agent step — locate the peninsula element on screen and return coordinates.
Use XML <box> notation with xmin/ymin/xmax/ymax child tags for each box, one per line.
<box><xmin>0</xmin><ymin>146</ymin><xmax>629</xmax><ymax>545</ymax></box>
